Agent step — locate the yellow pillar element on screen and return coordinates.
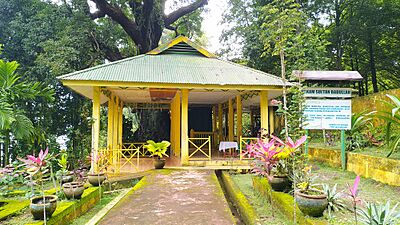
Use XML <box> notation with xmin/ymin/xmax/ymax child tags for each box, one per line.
<box><xmin>269</xmin><ymin>106</ymin><xmax>274</xmax><ymax>135</ymax></box>
<box><xmin>181</xmin><ymin>89</ymin><xmax>189</xmax><ymax>165</ymax></box>
<box><xmin>236</xmin><ymin>95</ymin><xmax>242</xmax><ymax>139</ymax></box>
<box><xmin>212</xmin><ymin>106</ymin><xmax>217</xmax><ymax>147</ymax></box>
<box><xmin>170</xmin><ymin>99</ymin><xmax>175</xmax><ymax>154</ymax></box>
<box><xmin>170</xmin><ymin>93</ymin><xmax>181</xmax><ymax>157</ymax></box>
<box><xmin>250</xmin><ymin>109</ymin><xmax>254</xmax><ymax>135</ymax></box>
<box><xmin>107</xmin><ymin>93</ymin><xmax>114</xmax><ymax>149</ymax></box>
<box><xmin>218</xmin><ymin>104</ymin><xmax>223</xmax><ymax>142</ymax></box>
<box><xmin>228</xmin><ymin>99</ymin><xmax>234</xmax><ymax>141</ymax></box>
<box><xmin>174</xmin><ymin>93</ymin><xmax>181</xmax><ymax>156</ymax></box>
<box><xmin>92</xmin><ymin>87</ymin><xmax>101</xmax><ymax>172</ymax></box>
<box><xmin>113</xmin><ymin>96</ymin><xmax>119</xmax><ymax>150</ymax></box>
<box><xmin>260</xmin><ymin>90</ymin><xmax>269</xmax><ymax>133</ymax></box>
<box><xmin>118</xmin><ymin>101</ymin><xmax>123</xmax><ymax>147</ymax></box>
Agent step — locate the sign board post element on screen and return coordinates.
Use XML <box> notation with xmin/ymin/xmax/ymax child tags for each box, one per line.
<box><xmin>341</xmin><ymin>130</ymin><xmax>346</xmax><ymax>170</ymax></box>
<box><xmin>303</xmin><ymin>88</ymin><xmax>352</xmax><ymax>171</ymax></box>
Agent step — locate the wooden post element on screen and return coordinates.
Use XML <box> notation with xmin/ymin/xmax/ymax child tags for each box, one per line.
<box><xmin>92</xmin><ymin>87</ymin><xmax>101</xmax><ymax>172</ymax></box>
<box><xmin>113</xmin><ymin>96</ymin><xmax>119</xmax><ymax>150</ymax></box>
<box><xmin>212</xmin><ymin>106</ymin><xmax>217</xmax><ymax>147</ymax></box>
<box><xmin>107</xmin><ymin>93</ymin><xmax>114</xmax><ymax>150</ymax></box>
<box><xmin>218</xmin><ymin>104</ymin><xmax>223</xmax><ymax>142</ymax></box>
<box><xmin>260</xmin><ymin>90</ymin><xmax>269</xmax><ymax>133</ymax></box>
<box><xmin>181</xmin><ymin>89</ymin><xmax>189</xmax><ymax>165</ymax></box>
<box><xmin>118</xmin><ymin>101</ymin><xmax>123</xmax><ymax>148</ymax></box>
<box><xmin>269</xmin><ymin>106</ymin><xmax>274</xmax><ymax>135</ymax></box>
<box><xmin>170</xmin><ymin>97</ymin><xmax>175</xmax><ymax>154</ymax></box>
<box><xmin>228</xmin><ymin>99</ymin><xmax>234</xmax><ymax>141</ymax></box>
<box><xmin>236</xmin><ymin>95</ymin><xmax>242</xmax><ymax>139</ymax></box>
<box><xmin>171</xmin><ymin>93</ymin><xmax>181</xmax><ymax>157</ymax></box>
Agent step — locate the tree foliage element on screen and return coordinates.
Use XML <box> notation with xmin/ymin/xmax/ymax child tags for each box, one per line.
<box><xmin>221</xmin><ymin>0</ymin><xmax>400</xmax><ymax>94</ymax></box>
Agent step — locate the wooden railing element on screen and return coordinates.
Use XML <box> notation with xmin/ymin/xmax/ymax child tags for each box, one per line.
<box><xmin>239</xmin><ymin>136</ymin><xmax>258</xmax><ymax>160</ymax></box>
<box><xmin>188</xmin><ymin>136</ymin><xmax>211</xmax><ymax>160</ymax></box>
<box><xmin>98</xmin><ymin>143</ymin><xmax>145</xmax><ymax>173</ymax></box>
<box><xmin>190</xmin><ymin>129</ymin><xmax>218</xmax><ymax>147</ymax></box>
<box><xmin>122</xmin><ymin>142</ymin><xmax>147</xmax><ymax>156</ymax></box>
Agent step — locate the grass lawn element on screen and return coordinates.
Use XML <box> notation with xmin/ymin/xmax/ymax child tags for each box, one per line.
<box><xmin>230</xmin><ymin>173</ymin><xmax>293</xmax><ymax>225</ymax></box>
<box><xmin>313</xmin><ymin>162</ymin><xmax>400</xmax><ymax>224</ymax></box>
<box><xmin>231</xmin><ymin>163</ymin><xmax>400</xmax><ymax>225</ymax></box>
<box><xmin>0</xmin><ymin>191</ymin><xmax>121</xmax><ymax>225</ymax></box>
<box><xmin>70</xmin><ymin>191</ymin><xmax>120</xmax><ymax>225</ymax></box>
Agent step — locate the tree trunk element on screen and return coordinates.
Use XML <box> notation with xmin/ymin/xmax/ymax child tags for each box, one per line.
<box><xmin>334</xmin><ymin>0</ymin><xmax>343</xmax><ymax>70</ymax></box>
<box><xmin>365</xmin><ymin>74</ymin><xmax>369</xmax><ymax>95</ymax></box>
<box><xmin>4</xmin><ymin>131</ymin><xmax>10</xmax><ymax>166</ymax></box>
<box><xmin>367</xmin><ymin>34</ymin><xmax>378</xmax><ymax>93</ymax></box>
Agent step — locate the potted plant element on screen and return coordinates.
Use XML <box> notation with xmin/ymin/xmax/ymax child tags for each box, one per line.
<box><xmin>294</xmin><ymin>165</ymin><xmax>328</xmax><ymax>217</ymax></box>
<box><xmin>87</xmin><ymin>152</ymin><xmax>107</xmax><ymax>186</ymax></box>
<box><xmin>19</xmin><ymin>148</ymin><xmax>58</xmax><ymax>221</ymax></box>
<box><xmin>56</xmin><ymin>152</ymin><xmax>73</xmax><ymax>185</ymax></box>
<box><xmin>60</xmin><ymin>153</ymin><xmax>85</xmax><ymax>200</ymax></box>
<box><xmin>243</xmin><ymin>134</ymin><xmax>306</xmax><ymax>192</ymax></box>
<box><xmin>144</xmin><ymin>140</ymin><xmax>170</xmax><ymax>169</ymax></box>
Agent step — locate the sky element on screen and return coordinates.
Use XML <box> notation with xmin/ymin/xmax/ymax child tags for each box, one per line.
<box><xmin>200</xmin><ymin>0</ymin><xmax>228</xmax><ymax>53</ymax></box>
<box><xmin>164</xmin><ymin>0</ymin><xmax>229</xmax><ymax>54</ymax></box>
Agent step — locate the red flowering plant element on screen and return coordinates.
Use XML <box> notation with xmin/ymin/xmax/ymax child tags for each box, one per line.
<box><xmin>243</xmin><ymin>133</ymin><xmax>307</xmax><ymax>177</ymax></box>
<box><xmin>19</xmin><ymin>148</ymin><xmax>51</xmax><ymax>196</ymax></box>
<box><xmin>271</xmin><ymin>135</ymin><xmax>307</xmax><ymax>176</ymax></box>
<box><xmin>243</xmin><ymin>139</ymin><xmax>278</xmax><ymax>176</ymax></box>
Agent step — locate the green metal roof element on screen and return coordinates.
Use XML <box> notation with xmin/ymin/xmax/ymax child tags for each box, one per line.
<box><xmin>58</xmin><ymin>53</ymin><xmax>288</xmax><ymax>87</ymax></box>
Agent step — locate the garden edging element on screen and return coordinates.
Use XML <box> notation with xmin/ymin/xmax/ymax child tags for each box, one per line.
<box><xmin>252</xmin><ymin>176</ymin><xmax>327</xmax><ymax>225</ymax></box>
<box><xmin>308</xmin><ymin>147</ymin><xmax>400</xmax><ymax>186</ymax></box>
<box><xmin>219</xmin><ymin>171</ymin><xmax>259</xmax><ymax>225</ymax></box>
<box><xmin>25</xmin><ymin>187</ymin><xmax>102</xmax><ymax>225</ymax></box>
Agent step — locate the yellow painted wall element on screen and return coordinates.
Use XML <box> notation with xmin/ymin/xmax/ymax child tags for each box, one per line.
<box><xmin>308</xmin><ymin>147</ymin><xmax>400</xmax><ymax>186</ymax></box>
<box><xmin>352</xmin><ymin>89</ymin><xmax>400</xmax><ymax>121</ymax></box>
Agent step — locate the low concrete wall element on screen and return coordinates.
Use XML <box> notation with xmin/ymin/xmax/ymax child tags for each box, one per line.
<box><xmin>220</xmin><ymin>172</ymin><xmax>259</xmax><ymax>225</ymax></box>
<box><xmin>252</xmin><ymin>176</ymin><xmax>326</xmax><ymax>225</ymax></box>
<box><xmin>308</xmin><ymin>147</ymin><xmax>400</xmax><ymax>186</ymax></box>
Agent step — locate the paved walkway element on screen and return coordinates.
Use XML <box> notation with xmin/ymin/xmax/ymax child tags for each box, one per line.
<box><xmin>99</xmin><ymin>170</ymin><xmax>235</xmax><ymax>225</ymax></box>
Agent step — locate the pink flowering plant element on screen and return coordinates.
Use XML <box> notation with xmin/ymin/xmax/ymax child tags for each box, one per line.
<box><xmin>88</xmin><ymin>151</ymin><xmax>108</xmax><ymax>174</ymax></box>
<box><xmin>0</xmin><ymin>162</ymin><xmax>25</xmax><ymax>196</ymax></box>
<box><xmin>243</xmin><ymin>132</ymin><xmax>307</xmax><ymax>177</ymax></box>
<box><xmin>348</xmin><ymin>175</ymin><xmax>361</xmax><ymax>224</ymax></box>
<box><xmin>19</xmin><ymin>148</ymin><xmax>52</xmax><ymax>197</ymax></box>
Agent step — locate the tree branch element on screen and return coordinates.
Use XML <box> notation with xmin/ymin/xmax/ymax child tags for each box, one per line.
<box><xmin>164</xmin><ymin>0</ymin><xmax>208</xmax><ymax>26</ymax></box>
<box><xmin>90</xmin><ymin>0</ymin><xmax>144</xmax><ymax>48</ymax></box>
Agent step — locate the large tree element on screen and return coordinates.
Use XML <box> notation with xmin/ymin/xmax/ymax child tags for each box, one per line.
<box><xmin>86</xmin><ymin>0</ymin><xmax>208</xmax><ymax>55</ymax></box>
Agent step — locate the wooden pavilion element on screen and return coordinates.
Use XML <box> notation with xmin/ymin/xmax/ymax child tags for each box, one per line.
<box><xmin>57</xmin><ymin>36</ymin><xmax>290</xmax><ymax>172</ymax></box>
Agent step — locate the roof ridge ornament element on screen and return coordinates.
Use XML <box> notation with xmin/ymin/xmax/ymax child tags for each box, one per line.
<box><xmin>146</xmin><ymin>35</ymin><xmax>216</xmax><ymax>58</ymax></box>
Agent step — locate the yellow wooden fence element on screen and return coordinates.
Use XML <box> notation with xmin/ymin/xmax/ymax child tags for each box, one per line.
<box><xmin>188</xmin><ymin>136</ymin><xmax>211</xmax><ymax>160</ymax></box>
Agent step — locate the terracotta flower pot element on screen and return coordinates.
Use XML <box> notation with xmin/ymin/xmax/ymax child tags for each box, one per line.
<box><xmin>62</xmin><ymin>182</ymin><xmax>85</xmax><ymax>199</ymax></box>
<box><xmin>154</xmin><ymin>158</ymin><xmax>166</xmax><ymax>169</ymax></box>
<box><xmin>295</xmin><ymin>189</ymin><xmax>328</xmax><ymax>217</ymax></box>
<box><xmin>267</xmin><ymin>175</ymin><xmax>291</xmax><ymax>192</ymax></box>
<box><xmin>30</xmin><ymin>195</ymin><xmax>58</xmax><ymax>220</ymax></box>
<box><xmin>88</xmin><ymin>173</ymin><xmax>106</xmax><ymax>186</ymax></box>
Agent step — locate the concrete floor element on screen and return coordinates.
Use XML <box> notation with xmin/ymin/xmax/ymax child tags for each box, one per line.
<box><xmin>99</xmin><ymin>169</ymin><xmax>235</xmax><ymax>225</ymax></box>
